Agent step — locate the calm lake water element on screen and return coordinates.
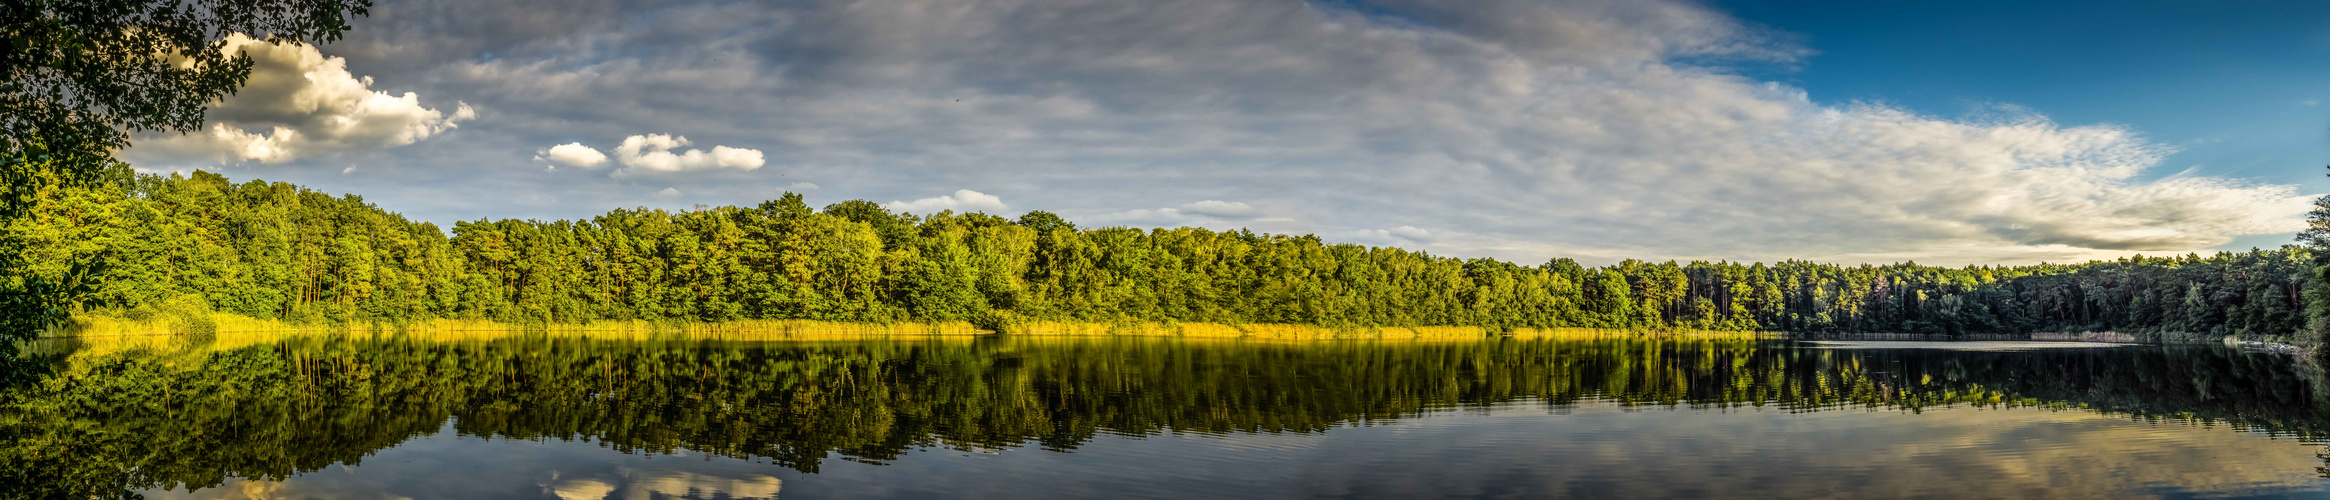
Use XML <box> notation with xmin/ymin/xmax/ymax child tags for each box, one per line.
<box><xmin>10</xmin><ymin>334</ymin><xmax>2330</xmax><ymax>499</ymax></box>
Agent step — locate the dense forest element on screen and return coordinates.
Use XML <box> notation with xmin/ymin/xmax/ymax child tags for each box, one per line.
<box><xmin>9</xmin><ymin>334</ymin><xmax>2327</xmax><ymax>496</ymax></box>
<box><xmin>10</xmin><ymin>166</ymin><xmax>2324</xmax><ymax>343</ymax></box>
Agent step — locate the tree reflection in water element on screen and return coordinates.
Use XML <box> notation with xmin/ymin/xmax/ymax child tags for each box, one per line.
<box><xmin>4</xmin><ymin>334</ymin><xmax>2326</xmax><ymax>498</ymax></box>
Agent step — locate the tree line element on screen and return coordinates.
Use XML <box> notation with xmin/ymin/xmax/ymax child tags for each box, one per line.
<box><xmin>12</xmin><ymin>166</ymin><xmax>2320</xmax><ymax>343</ymax></box>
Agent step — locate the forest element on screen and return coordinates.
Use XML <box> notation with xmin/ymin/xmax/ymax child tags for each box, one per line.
<box><xmin>9</xmin><ymin>165</ymin><xmax>2323</xmax><ymax>343</ymax></box>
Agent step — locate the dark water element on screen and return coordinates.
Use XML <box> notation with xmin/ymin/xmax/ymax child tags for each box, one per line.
<box><xmin>9</xmin><ymin>334</ymin><xmax>2330</xmax><ymax>499</ymax></box>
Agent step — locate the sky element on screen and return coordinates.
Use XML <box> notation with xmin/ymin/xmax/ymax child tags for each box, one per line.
<box><xmin>115</xmin><ymin>0</ymin><xmax>2330</xmax><ymax>266</ymax></box>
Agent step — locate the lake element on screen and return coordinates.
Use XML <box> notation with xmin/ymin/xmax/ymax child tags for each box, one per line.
<box><xmin>9</xmin><ymin>333</ymin><xmax>2330</xmax><ymax>499</ymax></box>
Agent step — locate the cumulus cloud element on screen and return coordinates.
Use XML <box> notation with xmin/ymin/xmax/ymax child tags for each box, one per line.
<box><xmin>535</xmin><ymin>142</ymin><xmax>608</xmax><ymax>169</ymax></box>
<box><xmin>311</xmin><ymin>0</ymin><xmax>2314</xmax><ymax>265</ymax></box>
<box><xmin>887</xmin><ymin>189</ymin><xmax>1008</xmax><ymax>214</ymax></box>
<box><xmin>532</xmin><ymin>135</ymin><xmax>763</xmax><ymax>176</ymax></box>
<box><xmin>604</xmin><ymin>134</ymin><xmax>765</xmax><ymax>177</ymax></box>
<box><xmin>528</xmin><ymin>134</ymin><xmax>764</xmax><ymax>177</ymax></box>
<box><xmin>120</xmin><ymin>34</ymin><xmax>472</xmax><ymax>166</ymax></box>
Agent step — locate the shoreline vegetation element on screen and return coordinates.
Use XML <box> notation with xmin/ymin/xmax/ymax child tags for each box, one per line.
<box><xmin>43</xmin><ymin>309</ymin><xmax>2287</xmax><ymax>355</ymax></box>
<box><xmin>11</xmin><ymin>167</ymin><xmax>2326</xmax><ymax>351</ymax></box>
<box><xmin>44</xmin><ymin>313</ymin><xmax>2296</xmax><ymax>353</ymax></box>
<box><xmin>38</xmin><ymin>311</ymin><xmax>1772</xmax><ymax>343</ymax></box>
<box><xmin>22</xmin><ymin>311</ymin><xmax>1796</xmax><ymax>361</ymax></box>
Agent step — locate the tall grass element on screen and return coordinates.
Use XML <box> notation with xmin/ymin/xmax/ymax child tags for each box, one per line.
<box><xmin>993</xmin><ymin>321</ymin><xmax>1767</xmax><ymax>340</ymax></box>
<box><xmin>47</xmin><ymin>314</ymin><xmax>983</xmax><ymax>339</ymax></box>
<box><xmin>42</xmin><ymin>306</ymin><xmax>1772</xmax><ymax>345</ymax></box>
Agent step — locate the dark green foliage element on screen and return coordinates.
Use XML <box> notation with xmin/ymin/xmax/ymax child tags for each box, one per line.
<box><xmin>822</xmin><ymin>200</ymin><xmax>919</xmax><ymax>249</ymax></box>
<box><xmin>2298</xmin><ymin>166</ymin><xmax>2330</xmax><ymax>344</ymax></box>
<box><xmin>1015</xmin><ymin>210</ymin><xmax>1075</xmax><ymax>234</ymax></box>
<box><xmin>19</xmin><ymin>173</ymin><xmax>2322</xmax><ymax>343</ymax></box>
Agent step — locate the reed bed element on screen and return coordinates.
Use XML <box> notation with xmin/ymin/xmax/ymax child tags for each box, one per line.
<box><xmin>1508</xmin><ymin>327</ymin><xmax>1782</xmax><ymax>340</ymax></box>
<box><xmin>37</xmin><ymin>310</ymin><xmax>1772</xmax><ymax>350</ymax></box>
<box><xmin>998</xmin><ymin>321</ymin><xmax>1479</xmax><ymax>340</ymax></box>
<box><xmin>44</xmin><ymin>314</ymin><xmax>982</xmax><ymax>339</ymax></box>
<box><xmin>997</xmin><ymin>322</ymin><xmax>1771</xmax><ymax>340</ymax></box>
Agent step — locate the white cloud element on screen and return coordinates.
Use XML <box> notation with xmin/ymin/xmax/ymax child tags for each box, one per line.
<box><xmin>533</xmin><ymin>134</ymin><xmax>764</xmax><ymax>176</ymax></box>
<box><xmin>886</xmin><ymin>189</ymin><xmax>1007</xmax><ymax>214</ymax></box>
<box><xmin>657</xmin><ymin>187</ymin><xmax>682</xmax><ymax>197</ymax></box>
<box><xmin>605</xmin><ymin>134</ymin><xmax>765</xmax><ymax>177</ymax></box>
<box><xmin>535</xmin><ymin>142</ymin><xmax>608</xmax><ymax>169</ymax></box>
<box><xmin>121</xmin><ymin>34</ymin><xmax>471</xmax><ymax>166</ymax></box>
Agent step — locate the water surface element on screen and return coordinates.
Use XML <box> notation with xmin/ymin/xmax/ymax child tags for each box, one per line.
<box><xmin>8</xmin><ymin>334</ymin><xmax>2329</xmax><ymax>498</ymax></box>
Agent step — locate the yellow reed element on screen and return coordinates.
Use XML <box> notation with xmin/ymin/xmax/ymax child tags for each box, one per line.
<box><xmin>39</xmin><ymin>311</ymin><xmax>1771</xmax><ymax>348</ymax></box>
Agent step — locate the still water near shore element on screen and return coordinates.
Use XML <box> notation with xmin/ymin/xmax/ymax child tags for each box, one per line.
<box><xmin>10</xmin><ymin>333</ymin><xmax>2330</xmax><ymax>499</ymax></box>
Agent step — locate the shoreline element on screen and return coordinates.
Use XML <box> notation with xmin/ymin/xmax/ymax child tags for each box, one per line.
<box><xmin>36</xmin><ymin>312</ymin><xmax>2311</xmax><ymax>354</ymax></box>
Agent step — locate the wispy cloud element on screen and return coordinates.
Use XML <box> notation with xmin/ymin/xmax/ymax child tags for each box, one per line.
<box><xmin>164</xmin><ymin>0</ymin><xmax>2316</xmax><ymax>266</ymax></box>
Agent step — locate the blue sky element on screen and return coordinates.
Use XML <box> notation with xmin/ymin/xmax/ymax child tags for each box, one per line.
<box><xmin>1724</xmin><ymin>0</ymin><xmax>2330</xmax><ymax>185</ymax></box>
<box><xmin>1723</xmin><ymin>0</ymin><xmax>2330</xmax><ymax>252</ymax></box>
<box><xmin>113</xmin><ymin>0</ymin><xmax>2328</xmax><ymax>265</ymax></box>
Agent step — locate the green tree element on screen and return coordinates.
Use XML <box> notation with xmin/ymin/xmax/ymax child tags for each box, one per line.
<box><xmin>1015</xmin><ymin>210</ymin><xmax>1076</xmax><ymax>234</ymax></box>
<box><xmin>1</xmin><ymin>0</ymin><xmax>373</xmax><ymax>355</ymax></box>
